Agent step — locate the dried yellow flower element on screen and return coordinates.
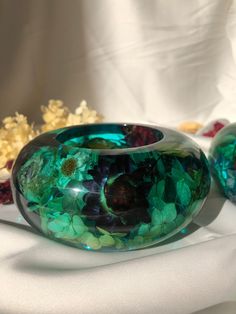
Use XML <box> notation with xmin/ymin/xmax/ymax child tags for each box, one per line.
<box><xmin>0</xmin><ymin>167</ymin><xmax>11</xmax><ymax>183</ymax></box>
<box><xmin>178</xmin><ymin>121</ymin><xmax>203</xmax><ymax>134</ymax></box>
<box><xmin>66</xmin><ymin>100</ymin><xmax>102</xmax><ymax>126</ymax></box>
<box><xmin>0</xmin><ymin>113</ymin><xmax>38</xmax><ymax>168</ymax></box>
<box><xmin>41</xmin><ymin>99</ymin><xmax>102</xmax><ymax>131</ymax></box>
<box><xmin>41</xmin><ymin>100</ymin><xmax>69</xmax><ymax>132</ymax></box>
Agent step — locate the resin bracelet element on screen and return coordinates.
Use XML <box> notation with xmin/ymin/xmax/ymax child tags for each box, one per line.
<box><xmin>209</xmin><ymin>123</ymin><xmax>236</xmax><ymax>202</ymax></box>
<box><xmin>12</xmin><ymin>123</ymin><xmax>210</xmax><ymax>251</ymax></box>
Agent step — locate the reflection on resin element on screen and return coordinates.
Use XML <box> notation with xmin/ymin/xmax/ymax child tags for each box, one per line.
<box><xmin>12</xmin><ymin>124</ymin><xmax>210</xmax><ymax>251</ymax></box>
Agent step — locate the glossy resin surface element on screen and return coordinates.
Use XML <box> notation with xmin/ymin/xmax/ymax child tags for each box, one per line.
<box><xmin>12</xmin><ymin>124</ymin><xmax>210</xmax><ymax>251</ymax></box>
<box><xmin>209</xmin><ymin>123</ymin><xmax>236</xmax><ymax>202</ymax></box>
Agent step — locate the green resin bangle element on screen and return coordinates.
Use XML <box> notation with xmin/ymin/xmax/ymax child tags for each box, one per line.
<box><xmin>12</xmin><ymin>123</ymin><xmax>210</xmax><ymax>251</ymax></box>
<box><xmin>209</xmin><ymin>123</ymin><xmax>236</xmax><ymax>202</ymax></box>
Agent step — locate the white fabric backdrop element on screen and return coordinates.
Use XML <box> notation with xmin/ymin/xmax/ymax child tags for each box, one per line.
<box><xmin>1</xmin><ymin>0</ymin><xmax>236</xmax><ymax>124</ymax></box>
<box><xmin>1</xmin><ymin>0</ymin><xmax>236</xmax><ymax>313</ymax></box>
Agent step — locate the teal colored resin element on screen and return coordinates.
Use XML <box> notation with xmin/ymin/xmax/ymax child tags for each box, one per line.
<box><xmin>209</xmin><ymin>123</ymin><xmax>236</xmax><ymax>202</ymax></box>
<box><xmin>12</xmin><ymin>124</ymin><xmax>210</xmax><ymax>251</ymax></box>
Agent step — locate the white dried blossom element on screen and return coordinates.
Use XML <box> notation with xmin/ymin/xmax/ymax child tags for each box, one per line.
<box><xmin>41</xmin><ymin>99</ymin><xmax>102</xmax><ymax>131</ymax></box>
<box><xmin>41</xmin><ymin>100</ymin><xmax>69</xmax><ymax>132</ymax></box>
<box><xmin>66</xmin><ymin>100</ymin><xmax>102</xmax><ymax>126</ymax></box>
<box><xmin>0</xmin><ymin>168</ymin><xmax>11</xmax><ymax>183</ymax></box>
<box><xmin>0</xmin><ymin>113</ymin><xmax>38</xmax><ymax>169</ymax></box>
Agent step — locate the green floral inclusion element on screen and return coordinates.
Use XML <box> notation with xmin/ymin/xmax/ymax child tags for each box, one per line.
<box><xmin>16</xmin><ymin>135</ymin><xmax>209</xmax><ymax>251</ymax></box>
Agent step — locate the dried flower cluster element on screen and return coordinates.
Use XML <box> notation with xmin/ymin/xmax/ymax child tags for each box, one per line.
<box><xmin>0</xmin><ymin>99</ymin><xmax>102</xmax><ymax>204</ymax></box>
<box><xmin>41</xmin><ymin>100</ymin><xmax>69</xmax><ymax>132</ymax></box>
<box><xmin>178</xmin><ymin>121</ymin><xmax>203</xmax><ymax>134</ymax></box>
<box><xmin>0</xmin><ymin>113</ymin><xmax>37</xmax><ymax>170</ymax></box>
<box><xmin>41</xmin><ymin>100</ymin><xmax>102</xmax><ymax>131</ymax></box>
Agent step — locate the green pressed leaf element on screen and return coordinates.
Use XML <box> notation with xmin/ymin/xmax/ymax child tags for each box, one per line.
<box><xmin>162</xmin><ymin>203</ymin><xmax>177</xmax><ymax>223</ymax></box>
<box><xmin>133</xmin><ymin>236</ymin><xmax>144</xmax><ymax>245</ymax></box>
<box><xmin>99</xmin><ymin>234</ymin><xmax>115</xmax><ymax>247</ymax></box>
<box><xmin>79</xmin><ymin>232</ymin><xmax>102</xmax><ymax>249</ymax></box>
<box><xmin>175</xmin><ymin>214</ymin><xmax>185</xmax><ymax>226</ymax></box>
<box><xmin>62</xmin><ymin>195</ymin><xmax>79</xmax><ymax>214</ymax></box>
<box><xmin>185</xmin><ymin>200</ymin><xmax>201</xmax><ymax>215</ymax></box>
<box><xmin>149</xmin><ymin>180</ymin><xmax>165</xmax><ymax>200</ymax></box>
<box><xmin>47</xmin><ymin>213</ymin><xmax>71</xmax><ymax>233</ymax></box>
<box><xmin>157</xmin><ymin>180</ymin><xmax>165</xmax><ymax>197</ymax></box>
<box><xmin>72</xmin><ymin>215</ymin><xmax>87</xmax><ymax>236</ymax></box>
<box><xmin>90</xmin><ymin>152</ymin><xmax>99</xmax><ymax>165</ymax></box>
<box><xmin>176</xmin><ymin>180</ymin><xmax>191</xmax><ymax>206</ymax></box>
<box><xmin>149</xmin><ymin>197</ymin><xmax>166</xmax><ymax>211</ymax></box>
<box><xmin>130</xmin><ymin>153</ymin><xmax>147</xmax><ymax>165</ymax></box>
<box><xmin>157</xmin><ymin>158</ymin><xmax>165</xmax><ymax>175</ymax></box>
<box><xmin>64</xmin><ymin>224</ymin><xmax>77</xmax><ymax>239</ymax></box>
<box><xmin>107</xmin><ymin>173</ymin><xmax>123</xmax><ymax>186</ymax></box>
<box><xmin>163</xmin><ymin>221</ymin><xmax>176</xmax><ymax>234</ymax></box>
<box><xmin>53</xmin><ymin>230</ymin><xmax>68</xmax><ymax>239</ymax></box>
<box><xmin>24</xmin><ymin>189</ymin><xmax>40</xmax><ymax>203</ymax></box>
<box><xmin>80</xmin><ymin>232</ymin><xmax>93</xmax><ymax>242</ymax></box>
<box><xmin>218</xmin><ymin>143</ymin><xmax>235</xmax><ymax>159</ymax></box>
<box><xmin>172</xmin><ymin>159</ymin><xmax>184</xmax><ymax>171</ymax></box>
<box><xmin>28</xmin><ymin>203</ymin><xmax>40</xmax><ymax>212</ymax></box>
<box><xmin>100</xmin><ymin>186</ymin><xmax>114</xmax><ymax>215</ymax></box>
<box><xmin>110</xmin><ymin>232</ymin><xmax>127</xmax><ymax>238</ymax></box>
<box><xmin>172</xmin><ymin>168</ymin><xmax>194</xmax><ymax>188</ymax></box>
<box><xmin>148</xmin><ymin>184</ymin><xmax>157</xmax><ymax>199</ymax></box>
<box><xmin>57</xmin><ymin>176</ymin><xmax>71</xmax><ymax>189</ymax></box>
<box><xmin>138</xmin><ymin>223</ymin><xmax>150</xmax><ymax>236</ymax></box>
<box><xmin>48</xmin><ymin>220</ymin><xmax>65</xmax><ymax>232</ymax></box>
<box><xmin>115</xmin><ymin>238</ymin><xmax>125</xmax><ymax>249</ymax></box>
<box><xmin>150</xmin><ymin>225</ymin><xmax>162</xmax><ymax>237</ymax></box>
<box><xmin>96</xmin><ymin>226</ymin><xmax>110</xmax><ymax>235</ymax></box>
<box><xmin>86</xmin><ymin>236</ymin><xmax>101</xmax><ymax>250</ymax></box>
<box><xmin>74</xmin><ymin>171</ymin><xmax>93</xmax><ymax>182</ymax></box>
<box><xmin>192</xmin><ymin>170</ymin><xmax>202</xmax><ymax>188</ymax></box>
<box><xmin>46</xmin><ymin>197</ymin><xmax>64</xmax><ymax>212</ymax></box>
<box><xmin>151</xmin><ymin>208</ymin><xmax>163</xmax><ymax>225</ymax></box>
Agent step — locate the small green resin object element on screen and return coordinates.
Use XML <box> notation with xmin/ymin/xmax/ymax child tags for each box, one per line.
<box><xmin>209</xmin><ymin>123</ymin><xmax>236</xmax><ymax>202</ymax></box>
<box><xmin>12</xmin><ymin>123</ymin><xmax>210</xmax><ymax>251</ymax></box>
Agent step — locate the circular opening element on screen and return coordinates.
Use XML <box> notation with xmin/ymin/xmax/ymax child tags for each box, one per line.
<box><xmin>56</xmin><ymin>123</ymin><xmax>163</xmax><ymax>150</ymax></box>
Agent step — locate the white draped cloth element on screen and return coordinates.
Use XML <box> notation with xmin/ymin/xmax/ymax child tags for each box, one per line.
<box><xmin>1</xmin><ymin>1</ymin><xmax>236</xmax><ymax>313</ymax></box>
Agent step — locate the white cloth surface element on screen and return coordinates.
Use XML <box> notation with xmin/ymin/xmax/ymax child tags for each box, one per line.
<box><xmin>1</xmin><ymin>1</ymin><xmax>236</xmax><ymax>313</ymax></box>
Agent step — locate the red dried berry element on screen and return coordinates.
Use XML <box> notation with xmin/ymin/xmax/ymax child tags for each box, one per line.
<box><xmin>0</xmin><ymin>179</ymin><xmax>13</xmax><ymax>204</ymax></box>
<box><xmin>5</xmin><ymin>159</ymin><xmax>14</xmax><ymax>170</ymax></box>
<box><xmin>203</xmin><ymin>122</ymin><xmax>225</xmax><ymax>138</ymax></box>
